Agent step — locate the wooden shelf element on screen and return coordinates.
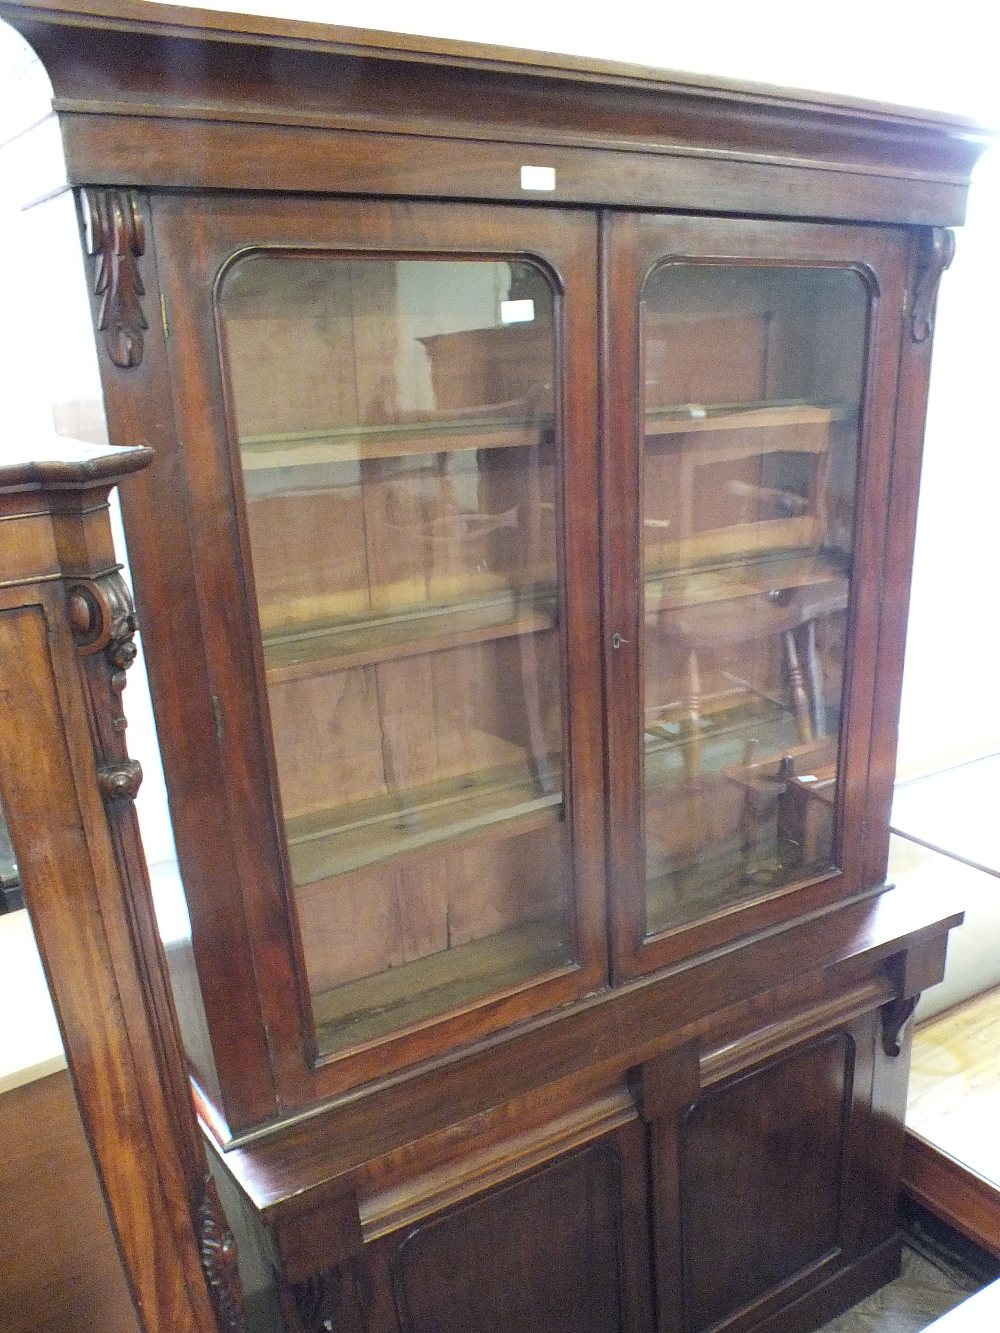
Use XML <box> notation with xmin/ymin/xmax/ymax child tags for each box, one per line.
<box><xmin>645</xmin><ymin>399</ymin><xmax>847</xmax><ymax>439</ymax></box>
<box><xmin>241</xmin><ymin>410</ymin><xmax>553</xmax><ymax>472</ymax></box>
<box><xmin>264</xmin><ymin>585</ymin><xmax>558</xmax><ymax>681</ymax></box>
<box><xmin>643</xmin><ymin>699</ymin><xmax>800</xmax><ymax>794</ymax></box>
<box><xmin>645</xmin><ymin>549</ymin><xmax>850</xmax><ymax>616</ymax></box>
<box><xmin>285</xmin><ymin>758</ymin><xmax>563</xmax><ymax>886</ymax></box>
<box><xmin>312</xmin><ymin>915</ymin><xmax>572</xmax><ymax>1054</ymax></box>
<box><xmin>644</xmin><ymin>835</ymin><xmax>821</xmax><ymax>937</ymax></box>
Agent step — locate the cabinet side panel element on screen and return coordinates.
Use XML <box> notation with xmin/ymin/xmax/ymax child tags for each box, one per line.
<box><xmin>680</xmin><ymin>1034</ymin><xmax>853</xmax><ymax>1331</ymax></box>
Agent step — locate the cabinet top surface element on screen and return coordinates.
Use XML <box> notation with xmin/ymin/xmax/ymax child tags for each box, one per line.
<box><xmin>0</xmin><ymin>0</ymin><xmax>987</xmax><ymax>132</ymax></box>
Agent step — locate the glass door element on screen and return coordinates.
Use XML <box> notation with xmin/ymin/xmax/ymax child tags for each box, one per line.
<box><xmin>604</xmin><ymin>215</ymin><xmax>909</xmax><ymax>977</ymax></box>
<box><xmin>152</xmin><ymin>197</ymin><xmax>606</xmax><ymax>1103</ymax></box>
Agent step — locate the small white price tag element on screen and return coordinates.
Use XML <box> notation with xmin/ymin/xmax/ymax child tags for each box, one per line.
<box><xmin>520</xmin><ymin>165</ymin><xmax>556</xmax><ymax>191</ymax></box>
<box><xmin>500</xmin><ymin>299</ymin><xmax>535</xmax><ymax>324</ymax></box>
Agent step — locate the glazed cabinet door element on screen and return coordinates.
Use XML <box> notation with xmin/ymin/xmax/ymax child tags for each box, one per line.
<box><xmin>604</xmin><ymin>216</ymin><xmax>910</xmax><ymax>977</ymax></box>
<box><xmin>146</xmin><ymin>196</ymin><xmax>606</xmax><ymax>1120</ymax></box>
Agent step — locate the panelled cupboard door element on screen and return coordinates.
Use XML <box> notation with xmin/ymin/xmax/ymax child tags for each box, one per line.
<box><xmin>603</xmin><ymin>215</ymin><xmax>910</xmax><ymax>978</ymax></box>
<box><xmin>680</xmin><ymin>1015</ymin><xmax>883</xmax><ymax>1333</ymax></box>
<box><xmin>149</xmin><ymin>195</ymin><xmax>606</xmax><ymax>1114</ymax></box>
<box><xmin>365</xmin><ymin>1125</ymin><xmax>654</xmax><ymax>1333</ymax></box>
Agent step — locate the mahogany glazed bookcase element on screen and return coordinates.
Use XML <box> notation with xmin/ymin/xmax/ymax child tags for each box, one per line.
<box><xmin>0</xmin><ymin>3</ymin><xmax>990</xmax><ymax>1331</ymax></box>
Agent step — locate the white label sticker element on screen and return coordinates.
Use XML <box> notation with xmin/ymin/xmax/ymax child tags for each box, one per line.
<box><xmin>520</xmin><ymin>165</ymin><xmax>556</xmax><ymax>191</ymax></box>
<box><xmin>500</xmin><ymin>299</ymin><xmax>536</xmax><ymax>325</ymax></box>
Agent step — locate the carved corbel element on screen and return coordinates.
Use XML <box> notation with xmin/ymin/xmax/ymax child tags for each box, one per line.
<box><xmin>910</xmin><ymin>227</ymin><xmax>955</xmax><ymax>343</ymax></box>
<box><xmin>81</xmin><ymin>188</ymin><xmax>149</xmax><ymax>369</ymax></box>
<box><xmin>880</xmin><ymin>994</ymin><xmax>919</xmax><ymax>1057</ymax></box>
<box><xmin>67</xmin><ymin>572</ymin><xmax>143</xmax><ymax>802</ymax></box>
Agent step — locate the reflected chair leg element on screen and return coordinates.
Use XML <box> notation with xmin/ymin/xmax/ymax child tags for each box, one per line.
<box><xmin>782</xmin><ymin>629</ymin><xmax>814</xmax><ymax>744</ymax></box>
<box><xmin>737</xmin><ymin>738</ymin><xmax>760</xmax><ymax>860</ymax></box>
<box><xmin>681</xmin><ymin>649</ymin><xmax>703</xmax><ymax>787</ymax></box>
<box><xmin>802</xmin><ymin>618</ymin><xmax>826</xmax><ymax>738</ymax></box>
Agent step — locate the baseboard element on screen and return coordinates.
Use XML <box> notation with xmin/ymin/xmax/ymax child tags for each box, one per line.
<box><xmin>748</xmin><ymin>1237</ymin><xmax>902</xmax><ymax>1333</ymax></box>
<box><xmin>903</xmin><ymin>1129</ymin><xmax>1000</xmax><ymax>1259</ymax></box>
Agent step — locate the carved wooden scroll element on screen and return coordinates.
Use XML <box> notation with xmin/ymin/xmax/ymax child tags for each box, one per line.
<box><xmin>881</xmin><ymin>994</ymin><xmax>919</xmax><ymax>1057</ymax></box>
<box><xmin>82</xmin><ymin>188</ymin><xmax>149</xmax><ymax>369</ymax></box>
<box><xmin>910</xmin><ymin>227</ymin><xmax>955</xmax><ymax>343</ymax></box>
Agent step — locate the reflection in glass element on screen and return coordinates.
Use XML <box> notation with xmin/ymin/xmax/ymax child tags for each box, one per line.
<box><xmin>641</xmin><ymin>265</ymin><xmax>867</xmax><ymax>935</ymax></box>
<box><xmin>217</xmin><ymin>255</ymin><xmax>573</xmax><ymax>1053</ymax></box>
<box><xmin>0</xmin><ymin>798</ymin><xmax>22</xmax><ymax>913</ymax></box>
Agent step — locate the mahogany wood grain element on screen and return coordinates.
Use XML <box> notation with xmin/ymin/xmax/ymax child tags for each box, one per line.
<box><xmin>682</xmin><ymin>1030</ymin><xmax>858</xmax><ymax>1331</ymax></box>
<box><xmin>0</xmin><ymin>446</ymin><xmax>242</xmax><ymax>1333</ymax></box>
<box><xmin>140</xmin><ymin>193</ymin><xmax>606</xmax><ymax>1120</ymax></box>
<box><xmin>218</xmin><ymin>890</ymin><xmax>956</xmax><ymax>1219</ymax></box>
<box><xmin>858</xmin><ymin>228</ymin><xmax>956</xmax><ymax>891</ymax></box>
<box><xmin>903</xmin><ymin>1132</ymin><xmax>1000</xmax><ymax>1259</ymax></box>
<box><xmin>603</xmin><ymin>214</ymin><xmax>911</xmax><ymax>980</ymax></box>
<box><xmin>1</xmin><ymin>0</ymin><xmax>985</xmax><ymax>225</ymax></box>
<box><xmin>383</xmin><ymin>1128</ymin><xmax>650</xmax><ymax>1333</ymax></box>
<box><xmin>0</xmin><ymin>9</ymin><xmax>986</xmax><ymax>1332</ymax></box>
<box><xmin>82</xmin><ymin>187</ymin><xmax>291</xmax><ymax>1129</ymax></box>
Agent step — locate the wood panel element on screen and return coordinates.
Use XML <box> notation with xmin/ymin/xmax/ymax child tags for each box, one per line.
<box><xmin>0</xmin><ymin>1070</ymin><xmax>139</xmax><ymax>1333</ymax></box>
<box><xmin>680</xmin><ymin>1034</ymin><xmax>854</xmax><ymax>1331</ymax></box>
<box><xmin>903</xmin><ymin>1132</ymin><xmax>1000</xmax><ymax>1259</ymax></box>
<box><xmin>388</xmin><ymin>1136</ymin><xmax>644</xmax><ymax>1333</ymax></box>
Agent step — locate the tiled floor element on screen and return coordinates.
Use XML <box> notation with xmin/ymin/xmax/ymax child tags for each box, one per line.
<box><xmin>816</xmin><ymin>1245</ymin><xmax>979</xmax><ymax>1332</ymax></box>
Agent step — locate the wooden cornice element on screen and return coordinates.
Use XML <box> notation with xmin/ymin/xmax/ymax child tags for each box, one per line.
<box><xmin>0</xmin><ymin>0</ymin><xmax>991</xmax><ymax>224</ymax></box>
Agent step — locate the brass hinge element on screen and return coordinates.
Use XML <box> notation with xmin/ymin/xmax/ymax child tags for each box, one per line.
<box><xmin>160</xmin><ymin>292</ymin><xmax>170</xmax><ymax>340</ymax></box>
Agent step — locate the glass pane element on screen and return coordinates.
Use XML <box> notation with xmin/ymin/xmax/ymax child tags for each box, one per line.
<box><xmin>641</xmin><ymin>264</ymin><xmax>867</xmax><ymax>936</ymax></box>
<box><xmin>217</xmin><ymin>254</ymin><xmax>573</xmax><ymax>1055</ymax></box>
<box><xmin>0</xmin><ymin>798</ymin><xmax>22</xmax><ymax>913</ymax></box>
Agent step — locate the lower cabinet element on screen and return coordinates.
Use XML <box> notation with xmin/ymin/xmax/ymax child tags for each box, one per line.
<box><xmin>232</xmin><ymin>963</ymin><xmax>917</xmax><ymax>1333</ymax></box>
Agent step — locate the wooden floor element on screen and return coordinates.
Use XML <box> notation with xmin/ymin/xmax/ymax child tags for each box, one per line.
<box><xmin>908</xmin><ymin>987</ymin><xmax>1000</xmax><ymax>1186</ymax></box>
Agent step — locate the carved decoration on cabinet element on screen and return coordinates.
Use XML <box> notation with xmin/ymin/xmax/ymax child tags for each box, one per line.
<box><xmin>81</xmin><ymin>187</ymin><xmax>149</xmax><ymax>369</ymax></box>
<box><xmin>881</xmin><ymin>994</ymin><xmax>920</xmax><ymax>1057</ymax></box>
<box><xmin>64</xmin><ymin>556</ymin><xmax>248</xmax><ymax>1333</ymax></box>
<box><xmin>910</xmin><ymin>227</ymin><xmax>956</xmax><ymax>343</ymax></box>
<box><xmin>67</xmin><ymin>571</ymin><xmax>144</xmax><ymax>800</ymax></box>
<box><xmin>197</xmin><ymin>1176</ymin><xmax>246</xmax><ymax>1333</ymax></box>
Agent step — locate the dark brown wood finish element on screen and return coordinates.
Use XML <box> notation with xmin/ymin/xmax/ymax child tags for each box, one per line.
<box><xmin>386</xmin><ymin>1135</ymin><xmax>638</xmax><ymax>1333</ymax></box>
<box><xmin>0</xmin><ymin>5</ymin><xmax>989</xmax><ymax>1331</ymax></box>
<box><xmin>0</xmin><ymin>0</ymin><xmax>987</xmax><ymax>224</ymax></box>
<box><xmin>903</xmin><ymin>1131</ymin><xmax>1000</xmax><ymax>1259</ymax></box>
<box><xmin>0</xmin><ymin>443</ymin><xmax>244</xmax><ymax>1333</ymax></box>
<box><xmin>604</xmin><ymin>214</ymin><xmax>910</xmax><ymax>977</ymax></box>
<box><xmin>142</xmin><ymin>193</ymin><xmax>606</xmax><ymax>1122</ymax></box>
